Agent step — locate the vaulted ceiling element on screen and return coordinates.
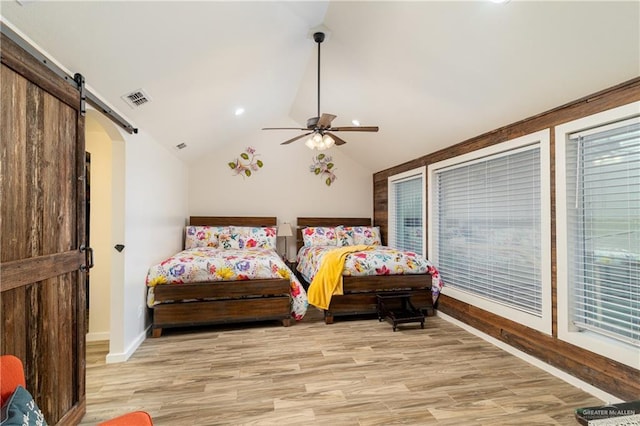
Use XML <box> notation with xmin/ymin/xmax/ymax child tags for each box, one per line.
<box><xmin>2</xmin><ymin>1</ymin><xmax>638</xmax><ymax>172</ymax></box>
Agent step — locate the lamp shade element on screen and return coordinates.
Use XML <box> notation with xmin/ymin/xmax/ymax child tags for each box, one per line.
<box><xmin>277</xmin><ymin>223</ymin><xmax>293</xmax><ymax>237</ymax></box>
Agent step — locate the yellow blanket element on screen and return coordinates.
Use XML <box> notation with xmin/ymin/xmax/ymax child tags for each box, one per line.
<box><xmin>307</xmin><ymin>245</ymin><xmax>373</xmax><ymax>310</ymax></box>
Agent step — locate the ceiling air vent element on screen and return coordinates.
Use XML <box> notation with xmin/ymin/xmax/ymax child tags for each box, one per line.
<box><xmin>121</xmin><ymin>89</ymin><xmax>151</xmax><ymax>108</ymax></box>
<box><xmin>175</xmin><ymin>143</ymin><xmax>187</xmax><ymax>150</ymax></box>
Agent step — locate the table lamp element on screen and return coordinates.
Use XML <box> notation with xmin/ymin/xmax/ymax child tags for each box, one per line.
<box><xmin>277</xmin><ymin>223</ymin><xmax>293</xmax><ymax>261</ymax></box>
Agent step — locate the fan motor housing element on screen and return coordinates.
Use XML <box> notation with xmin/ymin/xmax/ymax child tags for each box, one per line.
<box><xmin>306</xmin><ymin>116</ymin><xmax>320</xmax><ymax>129</ymax></box>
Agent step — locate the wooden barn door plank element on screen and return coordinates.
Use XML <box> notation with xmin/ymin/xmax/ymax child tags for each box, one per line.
<box><xmin>1</xmin><ymin>30</ymin><xmax>87</xmax><ymax>425</ymax></box>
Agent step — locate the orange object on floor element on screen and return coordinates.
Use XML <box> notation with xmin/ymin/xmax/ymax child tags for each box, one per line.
<box><xmin>0</xmin><ymin>355</ymin><xmax>152</xmax><ymax>425</ymax></box>
<box><xmin>98</xmin><ymin>410</ymin><xmax>154</xmax><ymax>425</ymax></box>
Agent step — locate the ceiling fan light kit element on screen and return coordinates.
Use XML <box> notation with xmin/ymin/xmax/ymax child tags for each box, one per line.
<box><xmin>305</xmin><ymin>132</ymin><xmax>335</xmax><ymax>150</ymax></box>
<box><xmin>263</xmin><ymin>31</ymin><xmax>379</xmax><ymax>149</ymax></box>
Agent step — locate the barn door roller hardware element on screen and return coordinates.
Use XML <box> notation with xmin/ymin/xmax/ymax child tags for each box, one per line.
<box><xmin>0</xmin><ymin>23</ymin><xmax>137</xmax><ymax>134</ymax></box>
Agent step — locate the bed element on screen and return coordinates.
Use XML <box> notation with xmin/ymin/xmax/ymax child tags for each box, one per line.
<box><xmin>146</xmin><ymin>216</ymin><xmax>308</xmax><ymax>337</ymax></box>
<box><xmin>295</xmin><ymin>217</ymin><xmax>442</xmax><ymax>324</ymax></box>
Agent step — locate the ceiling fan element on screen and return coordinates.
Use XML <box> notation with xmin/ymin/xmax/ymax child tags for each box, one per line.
<box><xmin>262</xmin><ymin>31</ymin><xmax>379</xmax><ymax>150</ymax></box>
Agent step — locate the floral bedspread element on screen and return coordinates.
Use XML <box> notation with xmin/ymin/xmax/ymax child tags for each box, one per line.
<box><xmin>146</xmin><ymin>247</ymin><xmax>308</xmax><ymax>320</ymax></box>
<box><xmin>297</xmin><ymin>245</ymin><xmax>444</xmax><ymax>302</ymax></box>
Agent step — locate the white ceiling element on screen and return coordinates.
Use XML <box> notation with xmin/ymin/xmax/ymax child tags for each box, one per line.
<box><xmin>2</xmin><ymin>1</ymin><xmax>639</xmax><ymax>172</ymax></box>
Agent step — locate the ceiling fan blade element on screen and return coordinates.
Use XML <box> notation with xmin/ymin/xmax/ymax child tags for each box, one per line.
<box><xmin>281</xmin><ymin>132</ymin><xmax>313</xmax><ymax>145</ymax></box>
<box><xmin>317</xmin><ymin>113</ymin><xmax>337</xmax><ymax>129</ymax></box>
<box><xmin>330</xmin><ymin>126</ymin><xmax>379</xmax><ymax>132</ymax></box>
<box><xmin>263</xmin><ymin>127</ymin><xmax>309</xmax><ymax>131</ymax></box>
<box><xmin>325</xmin><ymin>132</ymin><xmax>347</xmax><ymax>146</ymax></box>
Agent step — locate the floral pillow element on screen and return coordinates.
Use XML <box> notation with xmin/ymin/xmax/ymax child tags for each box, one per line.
<box><xmin>335</xmin><ymin>225</ymin><xmax>354</xmax><ymax>247</ymax></box>
<box><xmin>302</xmin><ymin>227</ymin><xmax>337</xmax><ymax>247</ymax></box>
<box><xmin>351</xmin><ymin>226</ymin><xmax>382</xmax><ymax>245</ymax></box>
<box><xmin>218</xmin><ymin>233</ymin><xmax>242</xmax><ymax>249</ymax></box>
<box><xmin>184</xmin><ymin>226</ymin><xmax>228</xmax><ymax>249</ymax></box>
<box><xmin>222</xmin><ymin>226</ymin><xmax>277</xmax><ymax>250</ymax></box>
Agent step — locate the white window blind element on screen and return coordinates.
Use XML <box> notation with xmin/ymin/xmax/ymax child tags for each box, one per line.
<box><xmin>433</xmin><ymin>146</ymin><xmax>542</xmax><ymax>316</ymax></box>
<box><xmin>566</xmin><ymin>119</ymin><xmax>640</xmax><ymax>346</ymax></box>
<box><xmin>389</xmin><ymin>169</ymin><xmax>425</xmax><ymax>255</ymax></box>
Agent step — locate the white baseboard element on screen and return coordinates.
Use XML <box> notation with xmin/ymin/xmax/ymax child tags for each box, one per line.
<box><xmin>86</xmin><ymin>331</ymin><xmax>110</xmax><ymax>342</ymax></box>
<box><xmin>436</xmin><ymin>311</ymin><xmax>623</xmax><ymax>405</ymax></box>
<box><xmin>105</xmin><ymin>326</ymin><xmax>149</xmax><ymax>364</ymax></box>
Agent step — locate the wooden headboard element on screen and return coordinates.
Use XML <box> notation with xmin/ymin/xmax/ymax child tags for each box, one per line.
<box><xmin>295</xmin><ymin>217</ymin><xmax>372</xmax><ymax>251</ymax></box>
<box><xmin>190</xmin><ymin>216</ymin><xmax>277</xmax><ymax>227</ymax></box>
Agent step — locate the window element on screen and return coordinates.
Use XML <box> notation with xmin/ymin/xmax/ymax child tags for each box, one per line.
<box><xmin>428</xmin><ymin>130</ymin><xmax>551</xmax><ymax>333</ymax></box>
<box><xmin>388</xmin><ymin>167</ymin><xmax>426</xmax><ymax>255</ymax></box>
<box><xmin>556</xmin><ymin>102</ymin><xmax>639</xmax><ymax>369</ymax></box>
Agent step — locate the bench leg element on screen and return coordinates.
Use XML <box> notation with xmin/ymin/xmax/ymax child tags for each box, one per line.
<box><xmin>282</xmin><ymin>318</ymin><xmax>291</xmax><ymax>327</ymax></box>
<box><xmin>152</xmin><ymin>327</ymin><xmax>162</xmax><ymax>338</ymax></box>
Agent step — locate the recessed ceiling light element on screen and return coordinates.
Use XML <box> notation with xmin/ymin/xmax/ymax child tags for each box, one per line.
<box><xmin>352</xmin><ymin>119</ymin><xmax>360</xmax><ymax>126</ymax></box>
<box><xmin>490</xmin><ymin>0</ymin><xmax>510</xmax><ymax>3</ymax></box>
<box><xmin>235</xmin><ymin>107</ymin><xmax>245</xmax><ymax>116</ymax></box>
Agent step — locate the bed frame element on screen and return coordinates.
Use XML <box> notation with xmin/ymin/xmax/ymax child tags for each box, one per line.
<box><xmin>296</xmin><ymin>217</ymin><xmax>434</xmax><ymax>324</ymax></box>
<box><xmin>150</xmin><ymin>216</ymin><xmax>292</xmax><ymax>337</ymax></box>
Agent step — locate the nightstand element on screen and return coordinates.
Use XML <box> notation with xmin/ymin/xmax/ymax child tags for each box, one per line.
<box><xmin>284</xmin><ymin>260</ymin><xmax>308</xmax><ymax>289</ymax></box>
<box><xmin>284</xmin><ymin>259</ymin><xmax>297</xmax><ymax>271</ymax></box>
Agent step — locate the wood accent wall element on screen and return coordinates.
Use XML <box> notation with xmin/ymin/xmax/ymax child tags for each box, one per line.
<box><xmin>372</xmin><ymin>78</ymin><xmax>640</xmax><ymax>400</ymax></box>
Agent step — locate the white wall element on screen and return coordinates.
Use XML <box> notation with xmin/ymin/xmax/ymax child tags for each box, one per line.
<box><xmin>85</xmin><ymin>110</ymin><xmax>189</xmax><ymax>363</ymax></box>
<box><xmin>189</xmin><ymin>129</ymin><xmax>373</xmax><ymax>259</ymax></box>
<box><xmin>105</xmin><ymin>127</ymin><xmax>189</xmax><ymax>362</ymax></box>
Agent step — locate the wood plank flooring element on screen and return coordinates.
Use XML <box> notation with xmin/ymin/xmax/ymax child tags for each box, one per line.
<box><xmin>81</xmin><ymin>310</ymin><xmax>602</xmax><ymax>425</ymax></box>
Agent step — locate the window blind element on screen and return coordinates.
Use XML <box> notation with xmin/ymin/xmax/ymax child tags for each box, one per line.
<box><xmin>566</xmin><ymin>119</ymin><xmax>640</xmax><ymax>346</ymax></box>
<box><xmin>433</xmin><ymin>146</ymin><xmax>542</xmax><ymax>316</ymax></box>
<box><xmin>390</xmin><ymin>173</ymin><xmax>424</xmax><ymax>255</ymax></box>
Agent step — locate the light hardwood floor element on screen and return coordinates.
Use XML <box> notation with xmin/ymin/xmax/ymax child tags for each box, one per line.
<box><xmin>81</xmin><ymin>310</ymin><xmax>602</xmax><ymax>425</ymax></box>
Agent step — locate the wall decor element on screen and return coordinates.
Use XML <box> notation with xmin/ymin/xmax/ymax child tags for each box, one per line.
<box><xmin>228</xmin><ymin>146</ymin><xmax>263</xmax><ymax>177</ymax></box>
<box><xmin>310</xmin><ymin>153</ymin><xmax>337</xmax><ymax>186</ymax></box>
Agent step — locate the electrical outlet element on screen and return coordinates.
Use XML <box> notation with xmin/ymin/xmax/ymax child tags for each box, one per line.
<box><xmin>137</xmin><ymin>305</ymin><xmax>144</xmax><ymax>318</ymax></box>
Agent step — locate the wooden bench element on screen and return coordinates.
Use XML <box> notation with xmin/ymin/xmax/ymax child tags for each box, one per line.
<box><xmin>376</xmin><ymin>292</ymin><xmax>425</xmax><ymax>331</ymax></box>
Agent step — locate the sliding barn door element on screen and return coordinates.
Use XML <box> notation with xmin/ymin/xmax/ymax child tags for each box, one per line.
<box><xmin>1</xmin><ymin>32</ymin><xmax>87</xmax><ymax>424</ymax></box>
